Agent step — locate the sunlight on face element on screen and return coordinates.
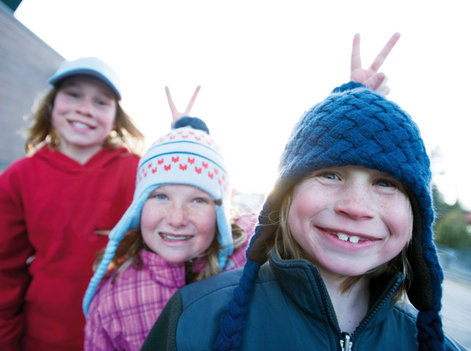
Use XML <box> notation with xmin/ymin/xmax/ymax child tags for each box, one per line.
<box><xmin>288</xmin><ymin>165</ymin><xmax>412</xmax><ymax>279</ymax></box>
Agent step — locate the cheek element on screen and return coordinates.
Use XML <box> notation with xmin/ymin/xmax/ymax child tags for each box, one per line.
<box><xmin>140</xmin><ymin>202</ymin><xmax>161</xmax><ymax>231</ymax></box>
<box><xmin>385</xmin><ymin>197</ymin><xmax>413</xmax><ymax>244</ymax></box>
<box><xmin>99</xmin><ymin>110</ymin><xmax>117</xmax><ymax>132</ymax></box>
<box><xmin>52</xmin><ymin>93</ymin><xmax>70</xmax><ymax>113</ymax></box>
<box><xmin>287</xmin><ymin>202</ymin><xmax>310</xmax><ymax>247</ymax></box>
<box><xmin>288</xmin><ymin>192</ymin><xmax>318</xmax><ymax>232</ymax></box>
<box><xmin>51</xmin><ymin>100</ymin><xmax>64</xmax><ymax>124</ymax></box>
<box><xmin>101</xmin><ymin>103</ymin><xmax>117</xmax><ymax>127</ymax></box>
<box><xmin>195</xmin><ymin>208</ymin><xmax>217</xmax><ymax>236</ymax></box>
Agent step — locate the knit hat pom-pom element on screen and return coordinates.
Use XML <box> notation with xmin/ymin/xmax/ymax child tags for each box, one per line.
<box><xmin>173</xmin><ymin>116</ymin><xmax>210</xmax><ymax>134</ymax></box>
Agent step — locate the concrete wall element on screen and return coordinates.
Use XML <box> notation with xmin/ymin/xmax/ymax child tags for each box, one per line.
<box><xmin>0</xmin><ymin>2</ymin><xmax>63</xmax><ymax>171</ymax></box>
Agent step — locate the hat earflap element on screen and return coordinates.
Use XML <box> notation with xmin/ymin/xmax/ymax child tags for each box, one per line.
<box><xmin>82</xmin><ymin>189</ymin><xmax>151</xmax><ymax>317</ymax></box>
<box><xmin>216</xmin><ymin>202</ymin><xmax>234</xmax><ymax>269</ymax></box>
<box><xmin>407</xmin><ymin>193</ymin><xmax>444</xmax><ymax>350</ymax></box>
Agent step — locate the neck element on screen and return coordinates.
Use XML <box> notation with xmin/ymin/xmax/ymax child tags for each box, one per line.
<box><xmin>320</xmin><ymin>271</ymin><xmax>370</xmax><ymax>335</ymax></box>
<box><xmin>57</xmin><ymin>143</ymin><xmax>103</xmax><ymax>164</ymax></box>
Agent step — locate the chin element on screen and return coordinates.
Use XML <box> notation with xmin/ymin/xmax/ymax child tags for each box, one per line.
<box><xmin>162</xmin><ymin>255</ymin><xmax>189</xmax><ymax>264</ymax></box>
<box><xmin>320</xmin><ymin>264</ymin><xmax>371</xmax><ymax>278</ymax></box>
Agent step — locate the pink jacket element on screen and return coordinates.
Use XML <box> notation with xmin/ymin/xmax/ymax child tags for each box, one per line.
<box><xmin>84</xmin><ymin>213</ymin><xmax>257</xmax><ymax>351</ymax></box>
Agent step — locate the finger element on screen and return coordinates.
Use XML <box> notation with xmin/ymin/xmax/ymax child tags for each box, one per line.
<box><xmin>369</xmin><ymin>32</ymin><xmax>401</xmax><ymax>72</ymax></box>
<box><xmin>366</xmin><ymin>74</ymin><xmax>390</xmax><ymax>96</ymax></box>
<box><xmin>165</xmin><ymin>86</ymin><xmax>178</xmax><ymax>114</ymax></box>
<box><xmin>374</xmin><ymin>82</ymin><xmax>390</xmax><ymax>96</ymax></box>
<box><xmin>376</xmin><ymin>75</ymin><xmax>388</xmax><ymax>93</ymax></box>
<box><xmin>183</xmin><ymin>85</ymin><xmax>201</xmax><ymax>115</ymax></box>
<box><xmin>350</xmin><ymin>33</ymin><xmax>362</xmax><ymax>72</ymax></box>
<box><xmin>379</xmin><ymin>85</ymin><xmax>391</xmax><ymax>96</ymax></box>
<box><xmin>363</xmin><ymin>72</ymin><xmax>386</xmax><ymax>90</ymax></box>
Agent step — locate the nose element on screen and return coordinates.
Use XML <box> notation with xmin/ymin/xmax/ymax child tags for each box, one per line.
<box><xmin>166</xmin><ymin>202</ymin><xmax>189</xmax><ymax>227</ymax></box>
<box><xmin>76</xmin><ymin>98</ymin><xmax>93</xmax><ymax>117</ymax></box>
<box><xmin>334</xmin><ymin>183</ymin><xmax>376</xmax><ymax>220</ymax></box>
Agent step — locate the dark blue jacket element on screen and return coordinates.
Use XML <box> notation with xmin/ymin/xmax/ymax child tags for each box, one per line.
<box><xmin>142</xmin><ymin>252</ymin><xmax>465</xmax><ymax>351</ymax></box>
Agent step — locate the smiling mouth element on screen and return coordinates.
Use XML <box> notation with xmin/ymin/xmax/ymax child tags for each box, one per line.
<box><xmin>336</xmin><ymin>233</ymin><xmax>361</xmax><ymax>243</ymax></box>
<box><xmin>159</xmin><ymin>233</ymin><xmax>193</xmax><ymax>241</ymax></box>
<box><xmin>70</xmin><ymin>121</ymin><xmax>94</xmax><ymax>129</ymax></box>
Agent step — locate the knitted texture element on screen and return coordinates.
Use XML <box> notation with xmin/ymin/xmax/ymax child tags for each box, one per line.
<box><xmin>83</xmin><ymin>119</ymin><xmax>233</xmax><ymax>317</ymax></box>
<box><xmin>211</xmin><ymin>259</ymin><xmax>260</xmax><ymax>351</ymax></box>
<box><xmin>417</xmin><ymin>310</ymin><xmax>445</xmax><ymax>351</ymax></box>
<box><xmin>213</xmin><ymin>82</ymin><xmax>444</xmax><ymax>350</ymax></box>
<box><xmin>174</xmin><ymin>116</ymin><xmax>210</xmax><ymax>135</ymax></box>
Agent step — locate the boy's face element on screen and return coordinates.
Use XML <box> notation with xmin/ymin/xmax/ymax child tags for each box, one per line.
<box><xmin>52</xmin><ymin>76</ymin><xmax>117</xmax><ymax>159</ymax></box>
<box><xmin>141</xmin><ymin>184</ymin><xmax>217</xmax><ymax>264</ymax></box>
<box><xmin>288</xmin><ymin>165</ymin><xmax>412</xmax><ymax>279</ymax></box>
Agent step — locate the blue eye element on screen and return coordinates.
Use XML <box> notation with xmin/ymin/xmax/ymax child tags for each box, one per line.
<box><xmin>375</xmin><ymin>179</ymin><xmax>395</xmax><ymax>188</ymax></box>
<box><xmin>321</xmin><ymin>173</ymin><xmax>338</xmax><ymax>180</ymax></box>
<box><xmin>66</xmin><ymin>91</ymin><xmax>80</xmax><ymax>98</ymax></box>
<box><xmin>153</xmin><ymin>194</ymin><xmax>167</xmax><ymax>200</ymax></box>
<box><xmin>194</xmin><ymin>198</ymin><xmax>207</xmax><ymax>204</ymax></box>
<box><xmin>96</xmin><ymin>98</ymin><xmax>112</xmax><ymax>106</ymax></box>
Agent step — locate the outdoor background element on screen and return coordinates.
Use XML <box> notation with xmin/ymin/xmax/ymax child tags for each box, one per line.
<box><xmin>3</xmin><ymin>1</ymin><xmax>471</xmax><ymax>349</ymax></box>
<box><xmin>13</xmin><ymin>0</ymin><xmax>471</xmax><ymax>211</ymax></box>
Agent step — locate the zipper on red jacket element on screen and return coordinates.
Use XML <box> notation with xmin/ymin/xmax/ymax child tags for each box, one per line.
<box><xmin>340</xmin><ymin>332</ymin><xmax>352</xmax><ymax>351</ymax></box>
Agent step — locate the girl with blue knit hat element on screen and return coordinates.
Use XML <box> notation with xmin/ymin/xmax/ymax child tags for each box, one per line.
<box><xmin>82</xmin><ymin>86</ymin><xmax>257</xmax><ymax>351</ymax></box>
<box><xmin>142</xmin><ymin>64</ymin><xmax>465</xmax><ymax>351</ymax></box>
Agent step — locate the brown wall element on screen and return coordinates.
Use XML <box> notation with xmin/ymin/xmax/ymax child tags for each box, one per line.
<box><xmin>0</xmin><ymin>3</ymin><xmax>63</xmax><ymax>171</ymax></box>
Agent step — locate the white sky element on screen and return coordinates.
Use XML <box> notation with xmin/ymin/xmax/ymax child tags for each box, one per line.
<box><xmin>14</xmin><ymin>0</ymin><xmax>471</xmax><ymax>210</ymax></box>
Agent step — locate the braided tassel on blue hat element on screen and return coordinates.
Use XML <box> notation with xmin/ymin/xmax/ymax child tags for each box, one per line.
<box><xmin>211</xmin><ymin>259</ymin><xmax>260</xmax><ymax>351</ymax></box>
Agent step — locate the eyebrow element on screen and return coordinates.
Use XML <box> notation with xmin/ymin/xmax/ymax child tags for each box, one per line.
<box><xmin>60</xmin><ymin>79</ymin><xmax>115</xmax><ymax>99</ymax></box>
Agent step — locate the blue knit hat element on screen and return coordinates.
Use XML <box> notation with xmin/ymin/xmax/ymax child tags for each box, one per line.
<box><xmin>83</xmin><ymin>118</ymin><xmax>232</xmax><ymax>317</ymax></box>
<box><xmin>213</xmin><ymin>82</ymin><xmax>444</xmax><ymax>351</ymax></box>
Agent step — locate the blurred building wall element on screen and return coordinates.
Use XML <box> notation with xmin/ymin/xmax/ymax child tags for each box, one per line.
<box><xmin>0</xmin><ymin>2</ymin><xmax>63</xmax><ymax>171</ymax></box>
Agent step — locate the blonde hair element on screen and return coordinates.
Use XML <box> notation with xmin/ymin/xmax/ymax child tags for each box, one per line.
<box><xmin>272</xmin><ymin>185</ymin><xmax>412</xmax><ymax>303</ymax></box>
<box><xmin>25</xmin><ymin>83</ymin><xmax>145</xmax><ymax>155</ymax></box>
<box><xmin>95</xmin><ymin>212</ymin><xmax>247</xmax><ymax>284</ymax></box>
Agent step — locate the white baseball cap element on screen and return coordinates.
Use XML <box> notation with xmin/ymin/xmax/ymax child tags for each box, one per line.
<box><xmin>48</xmin><ymin>57</ymin><xmax>122</xmax><ymax>100</ymax></box>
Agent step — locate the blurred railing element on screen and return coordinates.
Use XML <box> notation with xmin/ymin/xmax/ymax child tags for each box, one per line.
<box><xmin>437</xmin><ymin>245</ymin><xmax>471</xmax><ymax>283</ymax></box>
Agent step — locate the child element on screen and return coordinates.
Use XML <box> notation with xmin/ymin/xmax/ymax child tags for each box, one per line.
<box><xmin>82</xmin><ymin>33</ymin><xmax>401</xmax><ymax>351</ymax></box>
<box><xmin>0</xmin><ymin>57</ymin><xmax>144</xmax><ymax>351</ymax></box>
<box><xmin>82</xmin><ymin>114</ymin><xmax>257</xmax><ymax>351</ymax></box>
<box><xmin>143</xmin><ymin>82</ymin><xmax>466</xmax><ymax>350</ymax></box>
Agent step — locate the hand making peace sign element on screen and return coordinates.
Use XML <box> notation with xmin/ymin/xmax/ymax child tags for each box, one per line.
<box><xmin>350</xmin><ymin>32</ymin><xmax>401</xmax><ymax>95</ymax></box>
<box><xmin>165</xmin><ymin>85</ymin><xmax>201</xmax><ymax>128</ymax></box>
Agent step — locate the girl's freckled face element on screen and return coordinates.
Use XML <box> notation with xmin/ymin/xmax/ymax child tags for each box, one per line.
<box><xmin>140</xmin><ymin>184</ymin><xmax>217</xmax><ymax>264</ymax></box>
<box><xmin>288</xmin><ymin>165</ymin><xmax>412</xmax><ymax>278</ymax></box>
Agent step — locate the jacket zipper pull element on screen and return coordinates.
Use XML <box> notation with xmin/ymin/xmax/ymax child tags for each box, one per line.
<box><xmin>340</xmin><ymin>332</ymin><xmax>352</xmax><ymax>351</ymax></box>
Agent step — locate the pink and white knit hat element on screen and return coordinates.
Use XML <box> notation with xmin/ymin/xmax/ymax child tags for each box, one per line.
<box><xmin>83</xmin><ymin>122</ymin><xmax>232</xmax><ymax>316</ymax></box>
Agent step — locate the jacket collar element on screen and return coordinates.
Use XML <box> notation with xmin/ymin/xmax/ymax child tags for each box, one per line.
<box><xmin>34</xmin><ymin>144</ymin><xmax>132</xmax><ymax>172</ymax></box>
<box><xmin>140</xmin><ymin>250</ymin><xmax>205</xmax><ymax>289</ymax></box>
<box><xmin>269</xmin><ymin>251</ymin><xmax>404</xmax><ymax>334</ymax></box>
